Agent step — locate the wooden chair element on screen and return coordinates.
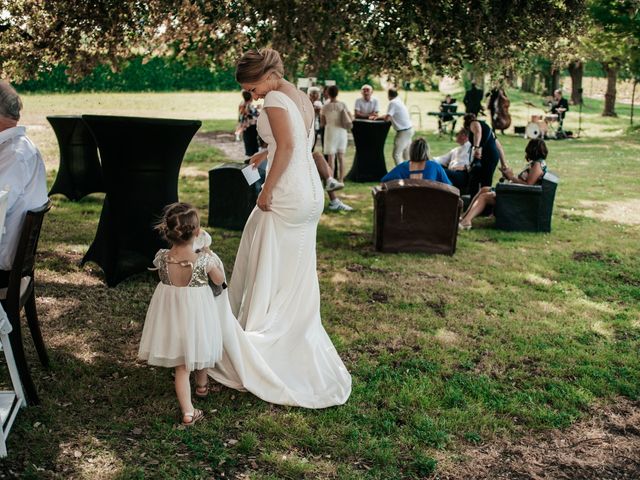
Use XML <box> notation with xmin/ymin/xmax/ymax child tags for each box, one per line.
<box><xmin>0</xmin><ymin>200</ymin><xmax>52</xmax><ymax>405</ymax></box>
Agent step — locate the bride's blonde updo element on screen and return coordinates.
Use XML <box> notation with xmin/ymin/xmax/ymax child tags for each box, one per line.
<box><xmin>235</xmin><ymin>48</ymin><xmax>284</xmax><ymax>84</ymax></box>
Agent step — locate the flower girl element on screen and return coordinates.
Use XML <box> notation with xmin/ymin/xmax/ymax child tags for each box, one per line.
<box><xmin>138</xmin><ymin>202</ymin><xmax>225</xmax><ymax>426</ymax></box>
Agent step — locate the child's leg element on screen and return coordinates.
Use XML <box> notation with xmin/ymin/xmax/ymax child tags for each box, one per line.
<box><xmin>175</xmin><ymin>365</ymin><xmax>194</xmax><ymax>418</ymax></box>
<box><xmin>194</xmin><ymin>369</ymin><xmax>209</xmax><ymax>397</ymax></box>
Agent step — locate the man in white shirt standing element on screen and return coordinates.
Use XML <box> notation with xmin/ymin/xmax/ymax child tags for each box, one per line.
<box><xmin>0</xmin><ymin>81</ymin><xmax>48</xmax><ymax>288</ymax></box>
<box><xmin>354</xmin><ymin>84</ymin><xmax>379</xmax><ymax>119</ymax></box>
<box><xmin>379</xmin><ymin>88</ymin><xmax>414</xmax><ymax>165</ymax></box>
<box><xmin>434</xmin><ymin>129</ymin><xmax>472</xmax><ymax>191</ymax></box>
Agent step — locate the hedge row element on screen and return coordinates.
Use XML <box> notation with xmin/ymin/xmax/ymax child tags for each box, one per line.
<box><xmin>15</xmin><ymin>56</ymin><xmax>380</xmax><ymax>93</ymax></box>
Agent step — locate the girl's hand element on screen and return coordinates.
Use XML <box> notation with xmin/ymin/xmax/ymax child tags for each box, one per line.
<box><xmin>257</xmin><ymin>188</ymin><xmax>273</xmax><ymax>211</ymax></box>
<box><xmin>473</xmin><ymin>147</ymin><xmax>482</xmax><ymax>159</ymax></box>
<box><xmin>249</xmin><ymin>150</ymin><xmax>268</xmax><ymax>168</ymax></box>
<box><xmin>501</xmin><ymin>167</ymin><xmax>514</xmax><ymax>180</ymax></box>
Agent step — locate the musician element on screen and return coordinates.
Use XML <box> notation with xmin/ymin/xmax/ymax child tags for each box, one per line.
<box><xmin>549</xmin><ymin>89</ymin><xmax>569</xmax><ymax>128</ymax></box>
<box><xmin>438</xmin><ymin>94</ymin><xmax>457</xmax><ymax>133</ymax></box>
<box><xmin>433</xmin><ymin>129</ymin><xmax>471</xmax><ymax>191</ymax></box>
<box><xmin>463</xmin><ymin>80</ymin><xmax>483</xmax><ymax>115</ymax></box>
<box><xmin>463</xmin><ymin>113</ymin><xmax>506</xmax><ymax>199</ymax></box>
<box><xmin>486</xmin><ymin>86</ymin><xmax>510</xmax><ymax>134</ymax></box>
<box><xmin>354</xmin><ymin>84</ymin><xmax>379</xmax><ymax>119</ymax></box>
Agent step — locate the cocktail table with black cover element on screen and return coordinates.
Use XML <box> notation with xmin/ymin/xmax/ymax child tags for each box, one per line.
<box><xmin>346</xmin><ymin>119</ymin><xmax>391</xmax><ymax>182</ymax></box>
<box><xmin>209</xmin><ymin>163</ymin><xmax>261</xmax><ymax>231</ymax></box>
<box><xmin>47</xmin><ymin>115</ymin><xmax>104</xmax><ymax>201</ymax></box>
<box><xmin>81</xmin><ymin>115</ymin><xmax>201</xmax><ymax>286</ymax></box>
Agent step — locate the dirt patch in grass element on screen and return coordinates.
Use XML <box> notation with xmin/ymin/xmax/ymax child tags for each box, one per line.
<box><xmin>439</xmin><ymin>397</ymin><xmax>640</xmax><ymax>479</ymax></box>
<box><xmin>579</xmin><ymin>199</ymin><xmax>640</xmax><ymax>225</ymax></box>
<box><xmin>571</xmin><ymin>250</ymin><xmax>621</xmax><ymax>264</ymax></box>
<box><xmin>194</xmin><ymin>131</ymin><xmax>246</xmax><ymax>162</ymax></box>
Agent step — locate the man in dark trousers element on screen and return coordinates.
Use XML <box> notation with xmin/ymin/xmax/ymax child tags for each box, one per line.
<box><xmin>550</xmin><ymin>89</ymin><xmax>569</xmax><ymax>131</ymax></box>
<box><xmin>463</xmin><ymin>80</ymin><xmax>484</xmax><ymax>115</ymax></box>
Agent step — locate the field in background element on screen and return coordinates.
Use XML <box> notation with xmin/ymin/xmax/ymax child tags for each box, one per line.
<box><xmin>21</xmin><ymin>86</ymin><xmax>637</xmax><ymax>172</ymax></box>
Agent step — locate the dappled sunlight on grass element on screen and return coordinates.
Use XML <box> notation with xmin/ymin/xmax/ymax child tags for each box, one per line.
<box><xmin>1</xmin><ymin>92</ymin><xmax>638</xmax><ymax>479</ymax></box>
<box><xmin>590</xmin><ymin>321</ymin><xmax>614</xmax><ymax>339</ymax></box>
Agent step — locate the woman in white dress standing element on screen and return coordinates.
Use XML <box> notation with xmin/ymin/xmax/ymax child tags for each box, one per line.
<box><xmin>208</xmin><ymin>49</ymin><xmax>352</xmax><ymax>408</ymax></box>
<box><xmin>321</xmin><ymin>85</ymin><xmax>351</xmax><ymax>182</ymax></box>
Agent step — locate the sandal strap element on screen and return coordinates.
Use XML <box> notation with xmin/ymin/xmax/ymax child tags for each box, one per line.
<box><xmin>182</xmin><ymin>409</ymin><xmax>204</xmax><ymax>424</ymax></box>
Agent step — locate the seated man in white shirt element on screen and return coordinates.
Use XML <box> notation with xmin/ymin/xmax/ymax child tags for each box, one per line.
<box><xmin>378</xmin><ymin>88</ymin><xmax>414</xmax><ymax>165</ymax></box>
<box><xmin>354</xmin><ymin>84</ymin><xmax>379</xmax><ymax>119</ymax></box>
<box><xmin>0</xmin><ymin>81</ymin><xmax>48</xmax><ymax>288</ymax></box>
<box><xmin>434</xmin><ymin>129</ymin><xmax>471</xmax><ymax>191</ymax></box>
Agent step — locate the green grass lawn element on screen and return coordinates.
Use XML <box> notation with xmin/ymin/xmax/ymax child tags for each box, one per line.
<box><xmin>1</xmin><ymin>90</ymin><xmax>639</xmax><ymax>479</ymax></box>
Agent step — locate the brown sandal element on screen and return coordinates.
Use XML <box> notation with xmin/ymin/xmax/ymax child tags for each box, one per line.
<box><xmin>181</xmin><ymin>409</ymin><xmax>205</xmax><ymax>426</ymax></box>
<box><xmin>195</xmin><ymin>383</ymin><xmax>209</xmax><ymax>398</ymax></box>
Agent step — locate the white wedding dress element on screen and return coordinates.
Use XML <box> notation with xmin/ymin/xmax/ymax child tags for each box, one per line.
<box><xmin>208</xmin><ymin>90</ymin><xmax>352</xmax><ymax>408</ymax></box>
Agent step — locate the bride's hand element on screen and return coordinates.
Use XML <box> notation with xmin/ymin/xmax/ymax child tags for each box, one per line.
<box><xmin>257</xmin><ymin>187</ymin><xmax>273</xmax><ymax>211</ymax></box>
<box><xmin>249</xmin><ymin>150</ymin><xmax>268</xmax><ymax>168</ymax></box>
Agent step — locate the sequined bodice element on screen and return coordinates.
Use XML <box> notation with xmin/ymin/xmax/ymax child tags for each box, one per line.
<box><xmin>154</xmin><ymin>250</ymin><xmax>211</xmax><ymax>287</ymax></box>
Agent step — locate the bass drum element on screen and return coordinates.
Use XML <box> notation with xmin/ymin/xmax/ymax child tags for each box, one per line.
<box><xmin>524</xmin><ymin>121</ymin><xmax>548</xmax><ymax>139</ymax></box>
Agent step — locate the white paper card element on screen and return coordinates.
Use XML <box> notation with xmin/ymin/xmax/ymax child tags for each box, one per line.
<box><xmin>242</xmin><ymin>164</ymin><xmax>261</xmax><ymax>185</ymax></box>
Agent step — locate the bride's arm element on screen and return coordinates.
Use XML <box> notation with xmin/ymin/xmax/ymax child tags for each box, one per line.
<box><xmin>257</xmin><ymin>106</ymin><xmax>294</xmax><ymax>211</ymax></box>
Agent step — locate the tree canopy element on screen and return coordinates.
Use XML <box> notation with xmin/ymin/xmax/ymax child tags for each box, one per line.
<box><xmin>0</xmin><ymin>0</ymin><xmax>586</xmax><ymax>82</ymax></box>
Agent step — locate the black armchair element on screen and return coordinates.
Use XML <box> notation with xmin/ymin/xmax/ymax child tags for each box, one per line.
<box><xmin>494</xmin><ymin>172</ymin><xmax>559</xmax><ymax>232</ymax></box>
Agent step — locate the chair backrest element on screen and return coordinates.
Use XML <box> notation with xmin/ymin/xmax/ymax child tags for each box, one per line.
<box><xmin>373</xmin><ymin>179</ymin><xmax>461</xmax><ymax>254</ymax></box>
<box><xmin>6</xmin><ymin>201</ymin><xmax>51</xmax><ymax>307</ymax></box>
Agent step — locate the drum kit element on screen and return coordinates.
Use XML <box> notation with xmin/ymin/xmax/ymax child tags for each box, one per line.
<box><xmin>524</xmin><ymin>102</ymin><xmax>565</xmax><ymax>139</ymax></box>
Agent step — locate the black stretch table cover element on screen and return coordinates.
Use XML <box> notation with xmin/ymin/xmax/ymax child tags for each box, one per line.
<box><xmin>81</xmin><ymin>115</ymin><xmax>201</xmax><ymax>286</ymax></box>
<box><xmin>47</xmin><ymin>115</ymin><xmax>104</xmax><ymax>200</ymax></box>
<box><xmin>346</xmin><ymin>119</ymin><xmax>391</xmax><ymax>182</ymax></box>
<box><xmin>209</xmin><ymin>163</ymin><xmax>261</xmax><ymax>231</ymax></box>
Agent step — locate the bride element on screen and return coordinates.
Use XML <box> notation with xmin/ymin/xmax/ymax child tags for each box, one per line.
<box><xmin>208</xmin><ymin>49</ymin><xmax>352</xmax><ymax>408</ymax></box>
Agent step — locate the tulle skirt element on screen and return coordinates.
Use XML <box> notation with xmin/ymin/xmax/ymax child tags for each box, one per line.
<box><xmin>138</xmin><ymin>284</ymin><xmax>222</xmax><ymax>371</ymax></box>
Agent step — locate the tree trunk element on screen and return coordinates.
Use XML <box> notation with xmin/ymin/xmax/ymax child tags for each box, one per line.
<box><xmin>631</xmin><ymin>79</ymin><xmax>637</xmax><ymax>126</ymax></box>
<box><xmin>521</xmin><ymin>73</ymin><xmax>536</xmax><ymax>93</ymax></box>
<box><xmin>568</xmin><ymin>60</ymin><xmax>583</xmax><ymax>105</ymax></box>
<box><xmin>542</xmin><ymin>71</ymin><xmax>553</xmax><ymax>96</ymax></box>
<box><xmin>551</xmin><ymin>68</ymin><xmax>560</xmax><ymax>94</ymax></box>
<box><xmin>602</xmin><ymin>62</ymin><xmax>618</xmax><ymax>117</ymax></box>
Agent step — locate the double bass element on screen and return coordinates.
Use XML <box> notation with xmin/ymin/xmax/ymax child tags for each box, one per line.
<box><xmin>488</xmin><ymin>88</ymin><xmax>511</xmax><ymax>133</ymax></box>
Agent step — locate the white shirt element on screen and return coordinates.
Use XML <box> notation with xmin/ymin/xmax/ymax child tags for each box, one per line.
<box><xmin>0</xmin><ymin>126</ymin><xmax>48</xmax><ymax>270</ymax></box>
<box><xmin>434</xmin><ymin>141</ymin><xmax>472</xmax><ymax>170</ymax></box>
<box><xmin>387</xmin><ymin>97</ymin><xmax>412</xmax><ymax>131</ymax></box>
<box><xmin>354</xmin><ymin>97</ymin><xmax>380</xmax><ymax>116</ymax></box>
